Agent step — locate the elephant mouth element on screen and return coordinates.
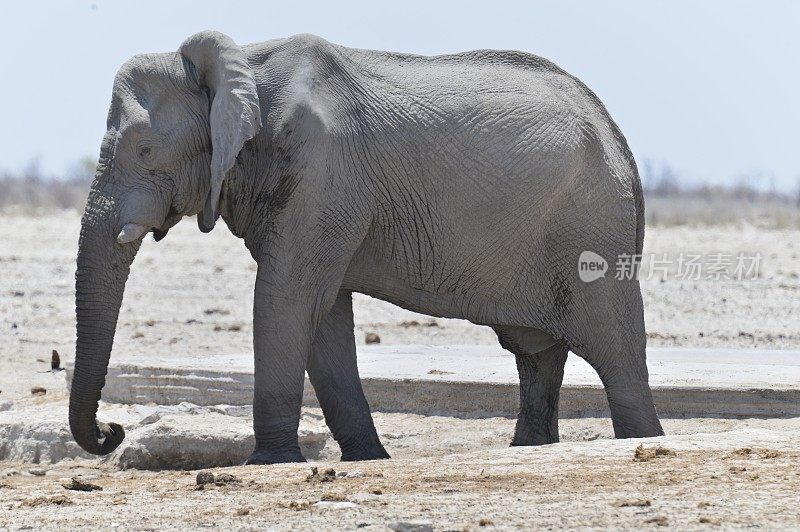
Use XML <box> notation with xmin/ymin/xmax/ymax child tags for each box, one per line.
<box><xmin>152</xmin><ymin>208</ymin><xmax>182</xmax><ymax>242</ymax></box>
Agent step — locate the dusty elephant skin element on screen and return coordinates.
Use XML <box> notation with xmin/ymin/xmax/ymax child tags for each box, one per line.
<box><xmin>71</xmin><ymin>30</ymin><xmax>663</xmax><ymax>466</ymax></box>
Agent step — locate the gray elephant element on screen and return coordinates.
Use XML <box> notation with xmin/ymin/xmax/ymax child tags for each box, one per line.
<box><xmin>71</xmin><ymin>31</ymin><xmax>664</xmax><ymax>465</ymax></box>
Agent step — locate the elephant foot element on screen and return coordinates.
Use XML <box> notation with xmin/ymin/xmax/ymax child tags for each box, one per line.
<box><xmin>340</xmin><ymin>444</ymin><xmax>391</xmax><ymax>462</ymax></box>
<box><xmin>245</xmin><ymin>447</ymin><xmax>306</xmax><ymax>465</ymax></box>
<box><xmin>510</xmin><ymin>435</ymin><xmax>556</xmax><ymax>447</ymax></box>
<box><xmin>510</xmin><ymin>418</ymin><xmax>559</xmax><ymax>446</ymax></box>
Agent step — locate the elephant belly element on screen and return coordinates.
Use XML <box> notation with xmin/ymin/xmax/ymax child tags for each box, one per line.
<box><xmin>342</xmin><ymin>220</ymin><xmax>553</xmax><ymax>326</ymax></box>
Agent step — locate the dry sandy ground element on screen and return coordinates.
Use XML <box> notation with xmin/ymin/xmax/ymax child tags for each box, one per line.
<box><xmin>1</xmin><ymin>212</ymin><xmax>799</xmax><ymax>400</ymax></box>
<box><xmin>1</xmin><ymin>410</ymin><xmax>799</xmax><ymax>530</ymax></box>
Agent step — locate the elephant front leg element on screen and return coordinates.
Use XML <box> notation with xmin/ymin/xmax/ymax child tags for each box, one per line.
<box><xmin>246</xmin><ymin>267</ymin><xmax>316</xmax><ymax>465</ymax></box>
<box><xmin>307</xmin><ymin>291</ymin><xmax>389</xmax><ymax>461</ymax></box>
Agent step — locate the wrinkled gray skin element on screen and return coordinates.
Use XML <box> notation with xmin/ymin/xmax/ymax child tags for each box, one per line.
<box><xmin>71</xmin><ymin>31</ymin><xmax>664</xmax><ymax>464</ymax></box>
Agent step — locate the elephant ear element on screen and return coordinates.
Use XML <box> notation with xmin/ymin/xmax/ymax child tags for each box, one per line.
<box><xmin>180</xmin><ymin>30</ymin><xmax>262</xmax><ymax>232</ymax></box>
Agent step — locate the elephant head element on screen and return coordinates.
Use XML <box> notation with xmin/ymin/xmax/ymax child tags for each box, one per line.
<box><xmin>70</xmin><ymin>30</ymin><xmax>261</xmax><ymax>455</ymax></box>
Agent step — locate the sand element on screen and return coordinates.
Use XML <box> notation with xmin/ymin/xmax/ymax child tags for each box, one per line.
<box><xmin>1</xmin><ymin>408</ymin><xmax>799</xmax><ymax>529</ymax></box>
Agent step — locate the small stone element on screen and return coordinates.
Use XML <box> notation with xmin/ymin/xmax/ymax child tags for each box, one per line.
<box><xmin>196</xmin><ymin>471</ymin><xmax>215</xmax><ymax>485</ymax></box>
<box><xmin>30</xmin><ymin>387</ymin><xmax>47</xmax><ymax>396</ymax></box>
<box><xmin>23</xmin><ymin>495</ymin><xmax>72</xmax><ymax>507</ymax></box>
<box><xmin>307</xmin><ymin>467</ymin><xmax>336</xmax><ymax>482</ymax></box>
<box><xmin>633</xmin><ymin>444</ymin><xmax>676</xmax><ymax>462</ymax></box>
<box><xmin>645</xmin><ymin>516</ymin><xmax>669</xmax><ymax>526</ymax></box>
<box><xmin>349</xmin><ymin>492</ymin><xmax>381</xmax><ymax>503</ymax></box>
<box><xmin>0</xmin><ymin>401</ymin><xmax>12</xmax><ymax>412</ymax></box>
<box><xmin>613</xmin><ymin>498</ymin><xmax>651</xmax><ymax>507</ymax></box>
<box><xmin>51</xmin><ymin>350</ymin><xmax>61</xmax><ymax>370</ymax></box>
<box><xmin>28</xmin><ymin>468</ymin><xmax>46</xmax><ymax>477</ymax></box>
<box><xmin>346</xmin><ymin>470</ymin><xmax>365</xmax><ymax>478</ymax></box>
<box><xmin>61</xmin><ymin>477</ymin><xmax>102</xmax><ymax>492</ymax></box>
<box><xmin>145</xmin><ymin>320</ymin><xmax>156</xmax><ymax>327</ymax></box>
<box><xmin>479</xmin><ymin>518</ymin><xmax>494</xmax><ymax>526</ymax></box>
<box><xmin>314</xmin><ymin>501</ymin><xmax>358</xmax><ymax>510</ymax></box>
<box><xmin>236</xmin><ymin>506</ymin><xmax>251</xmax><ymax>516</ymax></box>
<box><xmin>365</xmin><ymin>332</ymin><xmax>381</xmax><ymax>344</ymax></box>
<box><xmin>388</xmin><ymin>521</ymin><xmax>433</xmax><ymax>532</ymax></box>
<box><xmin>214</xmin><ymin>473</ymin><xmax>240</xmax><ymax>485</ymax></box>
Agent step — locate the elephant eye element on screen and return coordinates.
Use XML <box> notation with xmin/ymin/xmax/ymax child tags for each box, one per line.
<box><xmin>138</xmin><ymin>146</ymin><xmax>152</xmax><ymax>158</ymax></box>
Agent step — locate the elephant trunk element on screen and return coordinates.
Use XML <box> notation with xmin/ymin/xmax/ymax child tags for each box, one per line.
<box><xmin>70</xmin><ymin>184</ymin><xmax>141</xmax><ymax>455</ymax></box>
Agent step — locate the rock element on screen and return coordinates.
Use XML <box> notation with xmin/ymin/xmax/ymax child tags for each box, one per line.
<box><xmin>314</xmin><ymin>501</ymin><xmax>358</xmax><ymax>510</ymax></box>
<box><xmin>633</xmin><ymin>444</ymin><xmax>676</xmax><ymax>462</ymax></box>
<box><xmin>307</xmin><ymin>467</ymin><xmax>337</xmax><ymax>482</ymax></box>
<box><xmin>23</xmin><ymin>495</ymin><xmax>72</xmax><ymax>506</ymax></box>
<box><xmin>0</xmin><ymin>401</ymin><xmax>330</xmax><ymax>470</ymax></box>
<box><xmin>346</xmin><ymin>470</ymin><xmax>365</xmax><ymax>478</ymax></box>
<box><xmin>349</xmin><ymin>492</ymin><xmax>381</xmax><ymax>503</ymax></box>
<box><xmin>30</xmin><ymin>387</ymin><xmax>47</xmax><ymax>396</ymax></box>
<box><xmin>117</xmin><ymin>412</ymin><xmax>330</xmax><ymax>470</ymax></box>
<box><xmin>365</xmin><ymin>332</ymin><xmax>381</xmax><ymax>344</ymax></box>
<box><xmin>298</xmin><ymin>426</ymin><xmax>330</xmax><ymax>459</ymax></box>
<box><xmin>0</xmin><ymin>412</ymin><xmax>94</xmax><ymax>463</ymax></box>
<box><xmin>61</xmin><ymin>477</ymin><xmax>102</xmax><ymax>491</ymax></box>
<box><xmin>51</xmin><ymin>350</ymin><xmax>61</xmax><ymax>371</ymax></box>
<box><xmin>196</xmin><ymin>471</ymin><xmax>215</xmax><ymax>485</ymax></box>
<box><xmin>115</xmin><ymin>414</ymin><xmax>255</xmax><ymax>470</ymax></box>
<box><xmin>613</xmin><ymin>498</ymin><xmax>651</xmax><ymax>507</ymax></box>
<box><xmin>388</xmin><ymin>521</ymin><xmax>433</xmax><ymax>532</ymax></box>
<box><xmin>28</xmin><ymin>468</ymin><xmax>47</xmax><ymax>476</ymax></box>
<box><xmin>195</xmin><ymin>471</ymin><xmax>240</xmax><ymax>487</ymax></box>
<box><xmin>209</xmin><ymin>405</ymin><xmax>253</xmax><ymax>418</ymax></box>
<box><xmin>214</xmin><ymin>473</ymin><xmax>240</xmax><ymax>485</ymax></box>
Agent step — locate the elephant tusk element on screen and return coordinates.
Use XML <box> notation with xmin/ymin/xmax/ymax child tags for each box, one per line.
<box><xmin>116</xmin><ymin>223</ymin><xmax>149</xmax><ymax>244</ymax></box>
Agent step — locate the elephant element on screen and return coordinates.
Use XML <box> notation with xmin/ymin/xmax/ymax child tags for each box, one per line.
<box><xmin>70</xmin><ymin>30</ymin><xmax>664</xmax><ymax>465</ymax></box>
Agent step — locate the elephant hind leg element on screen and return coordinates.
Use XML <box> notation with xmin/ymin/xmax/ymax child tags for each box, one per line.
<box><xmin>494</xmin><ymin>326</ymin><xmax>568</xmax><ymax>446</ymax></box>
<box><xmin>563</xmin><ymin>279</ymin><xmax>664</xmax><ymax>439</ymax></box>
<box><xmin>307</xmin><ymin>291</ymin><xmax>390</xmax><ymax>461</ymax></box>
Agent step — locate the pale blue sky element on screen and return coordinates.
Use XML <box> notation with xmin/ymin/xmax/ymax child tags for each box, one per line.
<box><xmin>1</xmin><ymin>0</ymin><xmax>798</xmax><ymax>190</ymax></box>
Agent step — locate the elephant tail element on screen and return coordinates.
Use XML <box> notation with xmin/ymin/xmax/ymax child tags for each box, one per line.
<box><xmin>633</xmin><ymin>167</ymin><xmax>645</xmax><ymax>257</ymax></box>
